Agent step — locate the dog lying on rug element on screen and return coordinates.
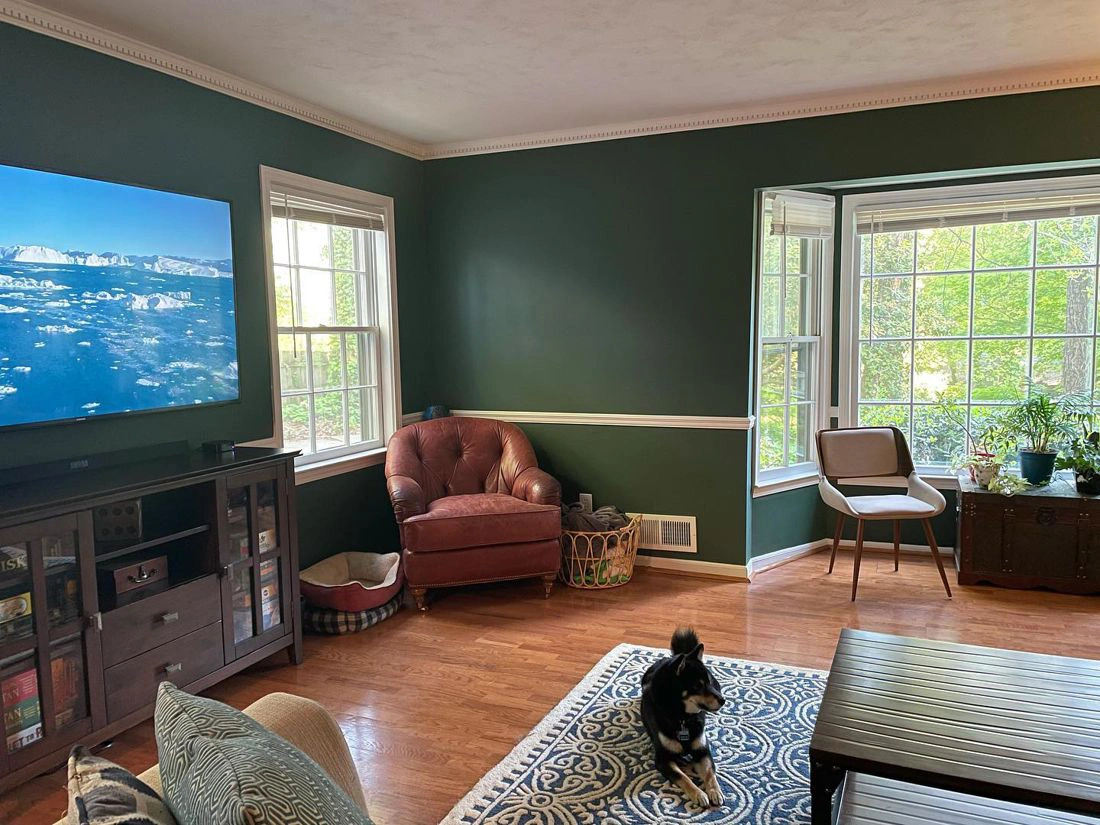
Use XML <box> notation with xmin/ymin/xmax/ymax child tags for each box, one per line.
<box><xmin>640</xmin><ymin>627</ymin><xmax>727</xmax><ymax>807</ymax></box>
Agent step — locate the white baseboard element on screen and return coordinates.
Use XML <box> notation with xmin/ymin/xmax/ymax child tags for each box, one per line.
<box><xmin>747</xmin><ymin>540</ymin><xmax>830</xmax><ymax>577</ymax></box>
<box><xmin>747</xmin><ymin>536</ymin><xmax>955</xmax><ymax>579</ymax></box>
<box><xmin>634</xmin><ymin>554</ymin><xmax>749</xmax><ymax>582</ymax></box>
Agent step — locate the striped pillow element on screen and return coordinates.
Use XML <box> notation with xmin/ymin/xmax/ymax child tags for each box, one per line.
<box><xmin>154</xmin><ymin>682</ymin><xmax>371</xmax><ymax>825</ymax></box>
<box><xmin>67</xmin><ymin>745</ymin><xmax>177</xmax><ymax>825</ymax></box>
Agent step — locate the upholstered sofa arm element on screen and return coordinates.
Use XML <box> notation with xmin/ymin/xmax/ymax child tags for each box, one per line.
<box><xmin>387</xmin><ymin>473</ymin><xmax>427</xmax><ymax>522</ymax></box>
<box><xmin>513</xmin><ymin>466</ymin><xmax>562</xmax><ymax>506</ymax></box>
<box><xmin>52</xmin><ymin>693</ymin><xmax>368</xmax><ymax>825</ymax></box>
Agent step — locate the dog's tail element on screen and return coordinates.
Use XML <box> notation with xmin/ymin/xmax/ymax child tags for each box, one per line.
<box><xmin>670</xmin><ymin>627</ymin><xmax>700</xmax><ymax>655</ymax></box>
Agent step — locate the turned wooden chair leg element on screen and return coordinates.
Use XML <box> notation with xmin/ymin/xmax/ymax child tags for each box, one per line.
<box><xmin>851</xmin><ymin>519</ymin><xmax>865</xmax><ymax>602</ymax></box>
<box><xmin>893</xmin><ymin>520</ymin><xmax>901</xmax><ymax>572</ymax></box>
<box><xmin>411</xmin><ymin>587</ymin><xmax>429</xmax><ymax>612</ymax></box>
<box><xmin>828</xmin><ymin>513</ymin><xmax>845</xmax><ymax>574</ymax></box>
<box><xmin>922</xmin><ymin>518</ymin><xmax>952</xmax><ymax>598</ymax></box>
<box><xmin>541</xmin><ymin>573</ymin><xmax>556</xmax><ymax>599</ymax></box>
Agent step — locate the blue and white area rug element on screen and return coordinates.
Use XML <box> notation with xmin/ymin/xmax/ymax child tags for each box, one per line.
<box><xmin>441</xmin><ymin>644</ymin><xmax>827</xmax><ymax>824</ymax></box>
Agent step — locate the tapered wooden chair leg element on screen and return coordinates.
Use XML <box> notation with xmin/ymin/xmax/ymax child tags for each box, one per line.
<box><xmin>922</xmin><ymin>518</ymin><xmax>952</xmax><ymax>598</ymax></box>
<box><xmin>893</xmin><ymin>520</ymin><xmax>901</xmax><ymax>572</ymax></box>
<box><xmin>851</xmin><ymin>520</ymin><xmax>865</xmax><ymax>602</ymax></box>
<box><xmin>828</xmin><ymin>513</ymin><xmax>845</xmax><ymax>574</ymax></box>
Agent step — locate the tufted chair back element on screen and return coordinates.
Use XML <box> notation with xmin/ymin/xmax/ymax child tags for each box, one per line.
<box><xmin>385</xmin><ymin>417</ymin><xmax>540</xmax><ymax>505</ymax></box>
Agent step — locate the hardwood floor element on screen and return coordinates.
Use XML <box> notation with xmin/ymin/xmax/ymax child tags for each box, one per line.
<box><xmin>6</xmin><ymin>550</ymin><xmax>1100</xmax><ymax>824</ymax></box>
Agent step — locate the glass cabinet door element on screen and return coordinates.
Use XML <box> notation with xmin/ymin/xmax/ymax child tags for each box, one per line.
<box><xmin>0</xmin><ymin>543</ymin><xmax>35</xmax><ymax>648</ymax></box>
<box><xmin>222</xmin><ymin>468</ymin><xmax>289</xmax><ymax>661</ymax></box>
<box><xmin>0</xmin><ymin>513</ymin><xmax>102</xmax><ymax>772</ymax></box>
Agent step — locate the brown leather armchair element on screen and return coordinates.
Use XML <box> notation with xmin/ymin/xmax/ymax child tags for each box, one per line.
<box><xmin>385</xmin><ymin>417</ymin><xmax>562</xmax><ymax>611</ymax></box>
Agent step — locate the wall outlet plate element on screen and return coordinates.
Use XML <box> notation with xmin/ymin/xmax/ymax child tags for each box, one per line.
<box><xmin>579</xmin><ymin>493</ymin><xmax>593</xmax><ymax>513</ymax></box>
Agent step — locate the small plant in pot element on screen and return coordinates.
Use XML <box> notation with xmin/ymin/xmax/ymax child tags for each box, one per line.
<box><xmin>1005</xmin><ymin>389</ymin><xmax>1088</xmax><ymax>485</ymax></box>
<box><xmin>939</xmin><ymin>397</ymin><xmax>1012</xmax><ymax>488</ymax></box>
<box><xmin>1056</xmin><ymin>425</ymin><xmax>1100</xmax><ymax>495</ymax></box>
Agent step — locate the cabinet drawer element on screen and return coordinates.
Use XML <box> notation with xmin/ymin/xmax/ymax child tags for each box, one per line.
<box><xmin>105</xmin><ymin>622</ymin><xmax>223</xmax><ymax>723</ymax></box>
<box><xmin>101</xmin><ymin>575</ymin><xmax>221</xmax><ymax>667</ymax></box>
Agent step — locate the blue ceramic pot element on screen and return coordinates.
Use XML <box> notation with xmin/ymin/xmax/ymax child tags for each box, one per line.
<box><xmin>1018</xmin><ymin>450</ymin><xmax>1057</xmax><ymax>485</ymax></box>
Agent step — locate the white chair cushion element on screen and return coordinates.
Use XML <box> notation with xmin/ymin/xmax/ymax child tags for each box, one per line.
<box><xmin>845</xmin><ymin>494</ymin><xmax>938</xmax><ymax>519</ymax></box>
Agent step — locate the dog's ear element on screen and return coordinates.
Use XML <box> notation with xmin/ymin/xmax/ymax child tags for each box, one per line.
<box><xmin>675</xmin><ymin>654</ymin><xmax>687</xmax><ymax>675</ymax></box>
<box><xmin>690</xmin><ymin>642</ymin><xmax>704</xmax><ymax>659</ymax></box>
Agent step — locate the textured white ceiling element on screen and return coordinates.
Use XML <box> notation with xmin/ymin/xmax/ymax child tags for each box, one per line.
<box><xmin>28</xmin><ymin>0</ymin><xmax>1100</xmax><ymax>146</ymax></box>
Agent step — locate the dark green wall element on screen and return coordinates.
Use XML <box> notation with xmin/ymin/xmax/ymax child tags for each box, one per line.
<box><xmin>0</xmin><ymin>23</ymin><xmax>431</xmax><ymax>558</ymax></box>
<box><xmin>0</xmin><ymin>23</ymin><xmax>431</xmax><ymax>470</ymax></box>
<box><xmin>750</xmin><ymin>486</ymin><xmax>826</xmax><ymax>558</ymax></box>
<box><xmin>426</xmin><ymin>86</ymin><xmax>1100</xmax><ymax>566</ymax></box>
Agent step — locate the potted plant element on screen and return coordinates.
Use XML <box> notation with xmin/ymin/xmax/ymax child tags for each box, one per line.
<box><xmin>1056</xmin><ymin>425</ymin><xmax>1100</xmax><ymax>495</ymax></box>
<box><xmin>1005</xmin><ymin>389</ymin><xmax>1087</xmax><ymax>485</ymax></box>
<box><xmin>939</xmin><ymin>397</ymin><xmax>1013</xmax><ymax>487</ymax></box>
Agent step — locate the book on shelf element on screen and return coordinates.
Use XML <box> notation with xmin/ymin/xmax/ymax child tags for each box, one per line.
<box><xmin>52</xmin><ymin>646</ymin><xmax>86</xmax><ymax>729</ymax></box>
<box><xmin>260</xmin><ymin>559</ymin><xmax>280</xmax><ymax>630</ymax></box>
<box><xmin>2</xmin><ymin>666</ymin><xmax>42</xmax><ymax>753</ymax></box>
<box><xmin>0</xmin><ymin>589</ymin><xmax>33</xmax><ymax>643</ymax></box>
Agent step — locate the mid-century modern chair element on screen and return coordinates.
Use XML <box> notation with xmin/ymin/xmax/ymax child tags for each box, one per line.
<box><xmin>816</xmin><ymin>426</ymin><xmax>952</xmax><ymax>601</ymax></box>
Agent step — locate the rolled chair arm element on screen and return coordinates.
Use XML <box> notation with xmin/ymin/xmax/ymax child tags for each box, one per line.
<box><xmin>387</xmin><ymin>474</ymin><xmax>426</xmax><ymax>522</ymax></box>
<box><xmin>907</xmin><ymin>472</ymin><xmax>946</xmax><ymax>516</ymax></box>
<box><xmin>512</xmin><ymin>466</ymin><xmax>562</xmax><ymax>506</ymax></box>
<box><xmin>818</xmin><ymin>477</ymin><xmax>858</xmax><ymax>518</ymax></box>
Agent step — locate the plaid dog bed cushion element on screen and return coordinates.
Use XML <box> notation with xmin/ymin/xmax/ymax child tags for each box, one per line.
<box><xmin>302</xmin><ymin>591</ymin><xmax>402</xmax><ymax>634</ymax></box>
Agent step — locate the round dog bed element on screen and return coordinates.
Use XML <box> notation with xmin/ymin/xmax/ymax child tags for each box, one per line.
<box><xmin>303</xmin><ymin>591</ymin><xmax>402</xmax><ymax>635</ymax></box>
<box><xmin>300</xmin><ymin>551</ymin><xmax>403</xmax><ymax>612</ymax></box>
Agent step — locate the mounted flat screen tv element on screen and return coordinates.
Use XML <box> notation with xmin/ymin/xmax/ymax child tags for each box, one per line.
<box><xmin>0</xmin><ymin>162</ymin><xmax>238</xmax><ymax>430</ymax></box>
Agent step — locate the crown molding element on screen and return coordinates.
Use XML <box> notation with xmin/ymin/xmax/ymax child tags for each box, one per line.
<box><xmin>423</xmin><ymin>64</ymin><xmax>1100</xmax><ymax>159</ymax></box>
<box><xmin>6</xmin><ymin>0</ymin><xmax>1100</xmax><ymax>163</ymax></box>
<box><xmin>0</xmin><ymin>0</ymin><xmax>428</xmax><ymax>160</ymax></box>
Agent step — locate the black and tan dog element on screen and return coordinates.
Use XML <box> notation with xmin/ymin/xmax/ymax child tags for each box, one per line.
<box><xmin>640</xmin><ymin>628</ymin><xmax>726</xmax><ymax>807</ymax></box>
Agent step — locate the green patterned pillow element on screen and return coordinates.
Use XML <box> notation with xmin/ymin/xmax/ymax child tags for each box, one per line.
<box><xmin>66</xmin><ymin>745</ymin><xmax>177</xmax><ymax>825</ymax></box>
<box><xmin>154</xmin><ymin>682</ymin><xmax>371</xmax><ymax>825</ymax></box>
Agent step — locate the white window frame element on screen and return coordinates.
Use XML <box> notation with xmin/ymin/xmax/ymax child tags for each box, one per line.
<box><xmin>753</xmin><ymin>190</ymin><xmax>834</xmax><ymax>497</ymax></box>
<box><xmin>255</xmin><ymin>166</ymin><xmax>401</xmax><ymax>484</ymax></box>
<box><xmin>839</xmin><ymin>173</ymin><xmax>1100</xmax><ymax>488</ymax></box>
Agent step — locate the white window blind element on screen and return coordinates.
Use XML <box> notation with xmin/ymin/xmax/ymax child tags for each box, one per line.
<box><xmin>770</xmin><ymin>192</ymin><xmax>835</xmax><ymax>238</ymax></box>
<box><xmin>855</xmin><ymin>192</ymin><xmax>1100</xmax><ymax>235</ymax></box>
<box><xmin>269</xmin><ymin>187</ymin><xmax>386</xmax><ymax>232</ymax></box>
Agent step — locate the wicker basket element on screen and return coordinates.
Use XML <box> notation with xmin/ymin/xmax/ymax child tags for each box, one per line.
<box><xmin>560</xmin><ymin>515</ymin><xmax>641</xmax><ymax>589</ymax></box>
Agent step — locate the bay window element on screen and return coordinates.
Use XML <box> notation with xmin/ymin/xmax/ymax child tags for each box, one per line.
<box><xmin>840</xmin><ymin>176</ymin><xmax>1100</xmax><ymax>472</ymax></box>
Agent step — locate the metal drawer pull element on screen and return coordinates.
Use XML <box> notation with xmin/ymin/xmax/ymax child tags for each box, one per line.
<box><xmin>128</xmin><ymin>565</ymin><xmax>157</xmax><ymax>584</ymax></box>
<box><xmin>159</xmin><ymin>612</ymin><xmax>180</xmax><ymax>624</ymax></box>
<box><xmin>163</xmin><ymin>662</ymin><xmax>183</xmax><ymax>675</ymax></box>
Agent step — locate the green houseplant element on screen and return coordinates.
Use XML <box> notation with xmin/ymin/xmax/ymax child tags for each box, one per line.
<box><xmin>1005</xmin><ymin>389</ymin><xmax>1088</xmax><ymax>485</ymax></box>
<box><xmin>1056</xmin><ymin>426</ymin><xmax>1100</xmax><ymax>495</ymax></box>
<box><xmin>939</xmin><ymin>397</ymin><xmax>1013</xmax><ymax>488</ymax></box>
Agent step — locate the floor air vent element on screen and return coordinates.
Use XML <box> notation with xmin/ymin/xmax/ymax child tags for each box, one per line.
<box><xmin>628</xmin><ymin>513</ymin><xmax>697</xmax><ymax>553</ymax></box>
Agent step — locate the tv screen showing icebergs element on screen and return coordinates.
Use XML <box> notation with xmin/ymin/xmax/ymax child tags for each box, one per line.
<box><xmin>0</xmin><ymin>162</ymin><xmax>239</xmax><ymax>429</ymax></box>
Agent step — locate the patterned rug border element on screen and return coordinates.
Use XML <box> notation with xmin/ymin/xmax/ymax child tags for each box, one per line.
<box><xmin>439</xmin><ymin>643</ymin><xmax>827</xmax><ymax>824</ymax></box>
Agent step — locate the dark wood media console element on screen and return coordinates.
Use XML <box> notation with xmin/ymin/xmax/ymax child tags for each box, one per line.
<box><xmin>0</xmin><ymin>446</ymin><xmax>302</xmax><ymax>792</ymax></box>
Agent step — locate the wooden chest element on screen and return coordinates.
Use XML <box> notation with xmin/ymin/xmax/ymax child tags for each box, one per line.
<box><xmin>956</xmin><ymin>473</ymin><xmax>1100</xmax><ymax>594</ymax></box>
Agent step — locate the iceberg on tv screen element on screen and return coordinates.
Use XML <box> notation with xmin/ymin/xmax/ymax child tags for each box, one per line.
<box><xmin>0</xmin><ymin>163</ymin><xmax>239</xmax><ymax>429</ymax></box>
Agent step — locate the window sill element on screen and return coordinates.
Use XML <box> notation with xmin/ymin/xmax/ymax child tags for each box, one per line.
<box><xmin>294</xmin><ymin>447</ymin><xmax>387</xmax><ymax>485</ymax></box>
<box><xmin>753</xmin><ymin>471</ymin><xmax>820</xmax><ymax>498</ymax></box>
<box><xmin>837</xmin><ymin>473</ymin><xmax>960</xmax><ymax>491</ymax></box>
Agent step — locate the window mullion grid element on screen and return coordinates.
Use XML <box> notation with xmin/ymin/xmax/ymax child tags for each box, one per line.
<box><xmin>304</xmin><ymin>333</ymin><xmax>317</xmax><ymax>455</ymax></box>
<box><xmin>328</xmin><ymin>224</ymin><xmax>338</xmax><ymax>326</ymax></box>
<box><xmin>908</xmin><ymin>229</ymin><xmax>917</xmax><ymax>448</ymax></box>
<box><xmin>1093</xmin><ymin>222</ymin><xmax>1100</xmax><ymax>413</ymax></box>
<box><xmin>1027</xmin><ymin>220</ymin><xmax>1038</xmax><ymax>398</ymax></box>
<box><xmin>965</xmin><ymin>225</ymin><xmax>977</xmax><ymax>454</ymax></box>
